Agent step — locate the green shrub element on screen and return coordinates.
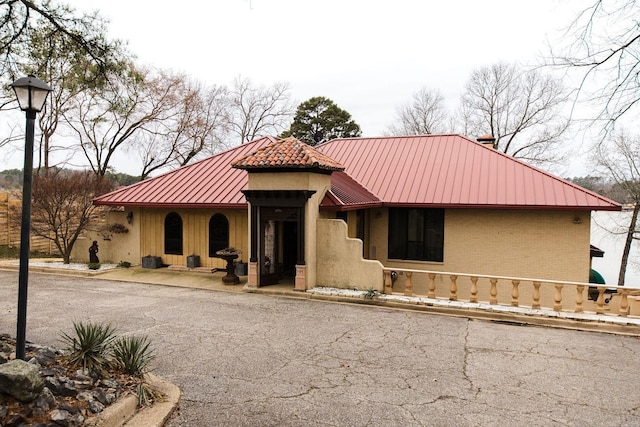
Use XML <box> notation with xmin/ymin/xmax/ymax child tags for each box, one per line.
<box><xmin>118</xmin><ymin>260</ymin><xmax>131</xmax><ymax>268</ymax></box>
<box><xmin>364</xmin><ymin>288</ymin><xmax>379</xmax><ymax>299</ymax></box>
<box><xmin>112</xmin><ymin>335</ymin><xmax>156</xmax><ymax>378</ymax></box>
<box><xmin>87</xmin><ymin>262</ymin><xmax>101</xmax><ymax>270</ymax></box>
<box><xmin>61</xmin><ymin>321</ymin><xmax>117</xmax><ymax>377</ymax></box>
<box><xmin>135</xmin><ymin>382</ymin><xmax>162</xmax><ymax>407</ymax></box>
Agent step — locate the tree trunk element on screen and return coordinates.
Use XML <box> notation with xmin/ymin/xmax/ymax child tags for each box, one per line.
<box><xmin>617</xmin><ymin>203</ymin><xmax>640</xmax><ymax>286</ymax></box>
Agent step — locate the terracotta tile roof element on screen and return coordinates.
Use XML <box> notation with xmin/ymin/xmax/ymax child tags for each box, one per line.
<box><xmin>231</xmin><ymin>137</ymin><xmax>344</xmax><ymax>171</ymax></box>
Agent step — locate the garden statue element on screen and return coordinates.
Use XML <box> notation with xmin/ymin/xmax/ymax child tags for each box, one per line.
<box><xmin>89</xmin><ymin>241</ymin><xmax>100</xmax><ymax>263</ymax></box>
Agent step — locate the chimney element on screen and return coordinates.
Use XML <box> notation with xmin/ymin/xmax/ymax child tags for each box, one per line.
<box><xmin>477</xmin><ymin>134</ymin><xmax>496</xmax><ymax>148</ymax></box>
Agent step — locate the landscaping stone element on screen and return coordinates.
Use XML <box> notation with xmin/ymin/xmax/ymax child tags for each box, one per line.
<box><xmin>0</xmin><ymin>359</ymin><xmax>44</xmax><ymax>401</ymax></box>
<box><xmin>0</xmin><ymin>335</ymin><xmax>145</xmax><ymax>426</ymax></box>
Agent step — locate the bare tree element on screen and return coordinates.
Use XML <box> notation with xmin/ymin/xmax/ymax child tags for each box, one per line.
<box><xmin>0</xmin><ymin>0</ymin><xmax>125</xmax><ymax>112</ymax></box>
<box><xmin>595</xmin><ymin>130</ymin><xmax>640</xmax><ymax>286</ymax></box>
<box><xmin>21</xmin><ymin>18</ymin><xmax>130</xmax><ymax>172</ymax></box>
<box><xmin>385</xmin><ymin>87</ymin><xmax>449</xmax><ymax>135</ymax></box>
<box><xmin>226</xmin><ymin>76</ymin><xmax>295</xmax><ymax>144</ymax></box>
<box><xmin>459</xmin><ymin>62</ymin><xmax>570</xmax><ymax>164</ymax></box>
<box><xmin>25</xmin><ymin>169</ymin><xmax>113</xmax><ymax>263</ymax></box>
<box><xmin>134</xmin><ymin>78</ymin><xmax>229</xmax><ymax>179</ymax></box>
<box><xmin>64</xmin><ymin>66</ymin><xmax>187</xmax><ymax>177</ymax></box>
<box><xmin>549</xmin><ymin>0</ymin><xmax>640</xmax><ymax>133</ymax></box>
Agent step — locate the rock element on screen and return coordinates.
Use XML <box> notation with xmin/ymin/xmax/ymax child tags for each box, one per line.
<box><xmin>30</xmin><ymin>387</ymin><xmax>56</xmax><ymax>416</ymax></box>
<box><xmin>0</xmin><ymin>403</ymin><xmax>8</xmax><ymax>418</ymax></box>
<box><xmin>0</xmin><ymin>359</ymin><xmax>44</xmax><ymax>402</ymax></box>
<box><xmin>3</xmin><ymin>413</ymin><xmax>24</xmax><ymax>427</ymax></box>
<box><xmin>50</xmin><ymin>408</ymin><xmax>85</xmax><ymax>426</ymax></box>
<box><xmin>101</xmin><ymin>378</ymin><xmax>120</xmax><ymax>389</ymax></box>
<box><xmin>44</xmin><ymin>375</ymin><xmax>77</xmax><ymax>397</ymax></box>
<box><xmin>77</xmin><ymin>390</ymin><xmax>94</xmax><ymax>402</ymax></box>
<box><xmin>88</xmin><ymin>400</ymin><xmax>105</xmax><ymax>413</ymax></box>
<box><xmin>50</xmin><ymin>407</ymin><xmax>85</xmax><ymax>426</ymax></box>
<box><xmin>32</xmin><ymin>346</ymin><xmax>58</xmax><ymax>366</ymax></box>
<box><xmin>92</xmin><ymin>387</ymin><xmax>109</xmax><ymax>405</ymax></box>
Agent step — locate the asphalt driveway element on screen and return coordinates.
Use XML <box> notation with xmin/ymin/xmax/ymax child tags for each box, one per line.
<box><xmin>0</xmin><ymin>270</ymin><xmax>639</xmax><ymax>426</ymax></box>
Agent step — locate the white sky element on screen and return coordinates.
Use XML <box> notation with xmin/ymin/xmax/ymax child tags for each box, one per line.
<box><xmin>79</xmin><ymin>0</ymin><xmax>581</xmax><ymax>134</ymax></box>
<box><xmin>1</xmin><ymin>0</ymin><xmax>594</xmax><ymax>175</ymax></box>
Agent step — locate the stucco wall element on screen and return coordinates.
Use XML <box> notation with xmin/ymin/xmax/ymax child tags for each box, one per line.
<box><xmin>317</xmin><ymin>219</ymin><xmax>384</xmax><ymax>290</ymax></box>
<box><xmin>71</xmin><ymin>208</ymin><xmax>141</xmax><ymax>264</ymax></box>
<box><xmin>367</xmin><ymin>208</ymin><xmax>591</xmax><ymax>283</ymax></box>
<box><xmin>247</xmin><ymin>171</ymin><xmax>332</xmax><ymax>288</ymax></box>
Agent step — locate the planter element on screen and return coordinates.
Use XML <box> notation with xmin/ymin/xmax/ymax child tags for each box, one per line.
<box><xmin>142</xmin><ymin>256</ymin><xmax>162</xmax><ymax>269</ymax></box>
<box><xmin>187</xmin><ymin>255</ymin><xmax>200</xmax><ymax>269</ymax></box>
<box><xmin>234</xmin><ymin>262</ymin><xmax>248</xmax><ymax>276</ymax></box>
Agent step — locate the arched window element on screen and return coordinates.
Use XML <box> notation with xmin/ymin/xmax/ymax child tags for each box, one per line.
<box><xmin>209</xmin><ymin>214</ymin><xmax>229</xmax><ymax>257</ymax></box>
<box><xmin>164</xmin><ymin>212</ymin><xmax>183</xmax><ymax>255</ymax></box>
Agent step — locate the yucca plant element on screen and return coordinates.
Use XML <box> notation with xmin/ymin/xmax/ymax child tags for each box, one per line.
<box><xmin>135</xmin><ymin>382</ymin><xmax>162</xmax><ymax>407</ymax></box>
<box><xmin>112</xmin><ymin>335</ymin><xmax>156</xmax><ymax>378</ymax></box>
<box><xmin>61</xmin><ymin>321</ymin><xmax>117</xmax><ymax>377</ymax></box>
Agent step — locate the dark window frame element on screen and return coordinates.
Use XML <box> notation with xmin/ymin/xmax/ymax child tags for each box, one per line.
<box><xmin>209</xmin><ymin>213</ymin><xmax>229</xmax><ymax>257</ymax></box>
<box><xmin>388</xmin><ymin>208</ymin><xmax>444</xmax><ymax>262</ymax></box>
<box><xmin>164</xmin><ymin>212</ymin><xmax>183</xmax><ymax>255</ymax></box>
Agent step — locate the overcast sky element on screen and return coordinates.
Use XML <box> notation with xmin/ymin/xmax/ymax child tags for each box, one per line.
<box><xmin>69</xmin><ymin>0</ymin><xmax>583</xmax><ymax>134</ymax></box>
<box><xmin>3</xmin><ymin>0</ymin><xmax>593</xmax><ymax>175</ymax></box>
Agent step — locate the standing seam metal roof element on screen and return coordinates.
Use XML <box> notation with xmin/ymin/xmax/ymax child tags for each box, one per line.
<box><xmin>94</xmin><ymin>134</ymin><xmax>620</xmax><ymax>211</ymax></box>
<box><xmin>315</xmin><ymin>134</ymin><xmax>620</xmax><ymax>210</ymax></box>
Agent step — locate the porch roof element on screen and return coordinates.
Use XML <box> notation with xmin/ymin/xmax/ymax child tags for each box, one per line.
<box><xmin>320</xmin><ymin>172</ymin><xmax>382</xmax><ymax>211</ymax></box>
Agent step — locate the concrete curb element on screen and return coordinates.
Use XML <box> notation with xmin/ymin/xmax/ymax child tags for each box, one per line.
<box><xmin>251</xmin><ymin>287</ymin><xmax>640</xmax><ymax>337</ymax></box>
<box><xmin>84</xmin><ymin>374</ymin><xmax>180</xmax><ymax>427</ymax></box>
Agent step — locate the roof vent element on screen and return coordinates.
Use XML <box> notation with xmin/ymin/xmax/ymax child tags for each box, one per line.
<box><xmin>477</xmin><ymin>134</ymin><xmax>496</xmax><ymax>148</ymax></box>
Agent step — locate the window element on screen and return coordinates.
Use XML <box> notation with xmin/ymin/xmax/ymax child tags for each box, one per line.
<box><xmin>164</xmin><ymin>212</ymin><xmax>183</xmax><ymax>255</ymax></box>
<box><xmin>209</xmin><ymin>213</ymin><xmax>229</xmax><ymax>257</ymax></box>
<box><xmin>388</xmin><ymin>208</ymin><xmax>444</xmax><ymax>262</ymax></box>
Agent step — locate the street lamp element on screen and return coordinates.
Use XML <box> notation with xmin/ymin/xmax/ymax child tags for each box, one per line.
<box><xmin>11</xmin><ymin>75</ymin><xmax>52</xmax><ymax>360</ymax></box>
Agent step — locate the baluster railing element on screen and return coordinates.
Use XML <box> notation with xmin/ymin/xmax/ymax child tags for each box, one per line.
<box><xmin>428</xmin><ymin>273</ymin><xmax>436</xmax><ymax>298</ymax></box>
<box><xmin>405</xmin><ymin>272</ymin><xmax>413</xmax><ymax>297</ymax></box>
<box><xmin>511</xmin><ymin>280</ymin><xmax>520</xmax><ymax>307</ymax></box>
<box><xmin>379</xmin><ymin>267</ymin><xmax>640</xmax><ymax>321</ymax></box>
<box><xmin>383</xmin><ymin>270</ymin><xmax>392</xmax><ymax>295</ymax></box>
<box><xmin>470</xmin><ymin>277</ymin><xmax>478</xmax><ymax>303</ymax></box>
<box><xmin>532</xmin><ymin>282</ymin><xmax>541</xmax><ymax>309</ymax></box>
<box><xmin>554</xmin><ymin>284</ymin><xmax>563</xmax><ymax>311</ymax></box>
<box><xmin>449</xmin><ymin>275</ymin><xmax>458</xmax><ymax>301</ymax></box>
<box><xmin>490</xmin><ymin>279</ymin><xmax>498</xmax><ymax>305</ymax></box>
<box><xmin>596</xmin><ymin>286</ymin><xmax>606</xmax><ymax>314</ymax></box>
<box><xmin>576</xmin><ymin>285</ymin><xmax>584</xmax><ymax>313</ymax></box>
<box><xmin>619</xmin><ymin>290</ymin><xmax>629</xmax><ymax>317</ymax></box>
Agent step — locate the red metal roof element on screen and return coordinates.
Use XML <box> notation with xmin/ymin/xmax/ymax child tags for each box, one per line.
<box><xmin>320</xmin><ymin>172</ymin><xmax>382</xmax><ymax>211</ymax></box>
<box><xmin>95</xmin><ymin>134</ymin><xmax>621</xmax><ymax>211</ymax></box>
<box><xmin>232</xmin><ymin>137</ymin><xmax>344</xmax><ymax>171</ymax></box>
<box><xmin>316</xmin><ymin>134</ymin><xmax>620</xmax><ymax>210</ymax></box>
<box><xmin>95</xmin><ymin>137</ymin><xmax>277</xmax><ymax>208</ymax></box>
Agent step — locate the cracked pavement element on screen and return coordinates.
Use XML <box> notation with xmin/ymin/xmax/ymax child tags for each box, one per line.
<box><xmin>0</xmin><ymin>271</ymin><xmax>639</xmax><ymax>426</ymax></box>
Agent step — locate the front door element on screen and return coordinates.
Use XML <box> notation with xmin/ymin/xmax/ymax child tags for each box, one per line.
<box><xmin>260</xmin><ymin>207</ymin><xmax>299</xmax><ymax>285</ymax></box>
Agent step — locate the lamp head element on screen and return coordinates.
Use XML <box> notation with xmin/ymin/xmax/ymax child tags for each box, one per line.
<box><xmin>11</xmin><ymin>75</ymin><xmax>52</xmax><ymax>113</ymax></box>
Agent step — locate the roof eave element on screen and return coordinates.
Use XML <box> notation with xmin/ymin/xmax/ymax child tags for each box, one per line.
<box><xmin>382</xmin><ymin>202</ymin><xmax>622</xmax><ymax>211</ymax></box>
<box><xmin>93</xmin><ymin>201</ymin><xmax>249</xmax><ymax>209</ymax></box>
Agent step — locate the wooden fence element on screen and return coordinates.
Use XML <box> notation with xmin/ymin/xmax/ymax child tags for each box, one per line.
<box><xmin>0</xmin><ymin>191</ymin><xmax>58</xmax><ymax>255</ymax></box>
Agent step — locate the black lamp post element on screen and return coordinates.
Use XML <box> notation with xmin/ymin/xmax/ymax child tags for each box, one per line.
<box><xmin>11</xmin><ymin>75</ymin><xmax>52</xmax><ymax>360</ymax></box>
